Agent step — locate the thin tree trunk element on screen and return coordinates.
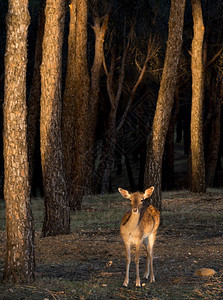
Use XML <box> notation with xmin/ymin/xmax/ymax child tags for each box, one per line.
<box><xmin>190</xmin><ymin>0</ymin><xmax>206</xmax><ymax>193</ymax></box>
<box><xmin>3</xmin><ymin>0</ymin><xmax>35</xmax><ymax>283</ymax></box>
<box><xmin>95</xmin><ymin>107</ymin><xmax>117</xmax><ymax>193</ymax></box>
<box><xmin>204</xmin><ymin>72</ymin><xmax>222</xmax><ymax>187</ymax></box>
<box><xmin>138</xmin><ymin>141</ymin><xmax>147</xmax><ymax>191</ymax></box>
<box><xmin>86</xmin><ymin>13</ymin><xmax>109</xmax><ymax>192</ymax></box>
<box><xmin>62</xmin><ymin>0</ymin><xmax>77</xmax><ymax>202</ymax></box>
<box><xmin>62</xmin><ymin>0</ymin><xmax>89</xmax><ymax>210</ymax></box>
<box><xmin>40</xmin><ymin>0</ymin><xmax>70</xmax><ymax>236</ymax></box>
<box><xmin>162</xmin><ymin>89</ymin><xmax>179</xmax><ymax>190</ymax></box>
<box><xmin>125</xmin><ymin>156</ymin><xmax>136</xmax><ymax>191</ymax></box>
<box><xmin>205</xmin><ymin>98</ymin><xmax>221</xmax><ymax>187</ymax></box>
<box><xmin>144</xmin><ymin>0</ymin><xmax>186</xmax><ymax>212</ymax></box>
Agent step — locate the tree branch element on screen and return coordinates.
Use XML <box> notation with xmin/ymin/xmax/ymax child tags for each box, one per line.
<box><xmin>117</xmin><ymin>33</ymin><xmax>160</xmax><ymax>131</ymax></box>
<box><xmin>205</xmin><ymin>47</ymin><xmax>223</xmax><ymax>69</ymax></box>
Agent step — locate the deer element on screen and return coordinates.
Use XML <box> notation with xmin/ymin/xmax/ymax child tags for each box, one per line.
<box><xmin>118</xmin><ymin>186</ymin><xmax>160</xmax><ymax>287</ymax></box>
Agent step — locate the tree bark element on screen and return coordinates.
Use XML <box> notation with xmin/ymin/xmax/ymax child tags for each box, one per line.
<box><xmin>190</xmin><ymin>0</ymin><xmax>206</xmax><ymax>193</ymax></box>
<box><xmin>40</xmin><ymin>0</ymin><xmax>70</xmax><ymax>236</ymax></box>
<box><xmin>144</xmin><ymin>0</ymin><xmax>186</xmax><ymax>212</ymax></box>
<box><xmin>62</xmin><ymin>0</ymin><xmax>90</xmax><ymax>210</ymax></box>
<box><xmin>3</xmin><ymin>0</ymin><xmax>35</xmax><ymax>283</ymax></box>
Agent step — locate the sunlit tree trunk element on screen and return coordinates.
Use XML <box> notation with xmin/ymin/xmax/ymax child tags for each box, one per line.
<box><xmin>62</xmin><ymin>0</ymin><xmax>90</xmax><ymax>210</ymax></box>
<box><xmin>3</xmin><ymin>0</ymin><xmax>35</xmax><ymax>282</ymax></box>
<box><xmin>190</xmin><ymin>0</ymin><xmax>206</xmax><ymax>193</ymax></box>
<box><xmin>40</xmin><ymin>0</ymin><xmax>70</xmax><ymax>236</ymax></box>
<box><xmin>144</xmin><ymin>0</ymin><xmax>186</xmax><ymax>212</ymax></box>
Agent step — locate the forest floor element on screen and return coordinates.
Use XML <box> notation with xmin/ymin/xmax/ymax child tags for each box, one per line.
<box><xmin>0</xmin><ymin>189</ymin><xmax>223</xmax><ymax>299</ymax></box>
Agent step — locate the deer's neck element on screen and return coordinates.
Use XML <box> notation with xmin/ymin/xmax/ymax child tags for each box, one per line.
<box><xmin>124</xmin><ymin>211</ymin><xmax>140</xmax><ymax>231</ymax></box>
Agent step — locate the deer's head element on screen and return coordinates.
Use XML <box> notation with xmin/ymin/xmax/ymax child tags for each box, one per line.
<box><xmin>118</xmin><ymin>187</ymin><xmax>154</xmax><ymax>213</ymax></box>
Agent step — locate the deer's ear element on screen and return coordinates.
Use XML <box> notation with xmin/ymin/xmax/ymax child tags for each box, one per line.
<box><xmin>118</xmin><ymin>188</ymin><xmax>131</xmax><ymax>199</ymax></box>
<box><xmin>143</xmin><ymin>186</ymin><xmax>154</xmax><ymax>199</ymax></box>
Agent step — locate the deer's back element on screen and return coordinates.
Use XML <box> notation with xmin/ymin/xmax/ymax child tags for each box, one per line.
<box><xmin>140</xmin><ymin>204</ymin><xmax>160</xmax><ymax>234</ymax></box>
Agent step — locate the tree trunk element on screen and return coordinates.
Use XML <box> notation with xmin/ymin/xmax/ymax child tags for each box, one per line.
<box><xmin>162</xmin><ymin>90</ymin><xmax>179</xmax><ymax>190</ymax></box>
<box><xmin>144</xmin><ymin>0</ymin><xmax>186</xmax><ymax>212</ymax></box>
<box><xmin>62</xmin><ymin>0</ymin><xmax>78</xmax><ymax>207</ymax></box>
<box><xmin>204</xmin><ymin>71</ymin><xmax>222</xmax><ymax>187</ymax></box>
<box><xmin>190</xmin><ymin>0</ymin><xmax>206</xmax><ymax>193</ymax></box>
<box><xmin>40</xmin><ymin>0</ymin><xmax>70</xmax><ymax>236</ymax></box>
<box><xmin>138</xmin><ymin>141</ymin><xmax>147</xmax><ymax>191</ymax></box>
<box><xmin>87</xmin><ymin>14</ymin><xmax>109</xmax><ymax>192</ymax></box>
<box><xmin>95</xmin><ymin>107</ymin><xmax>117</xmax><ymax>193</ymax></box>
<box><xmin>125</xmin><ymin>155</ymin><xmax>136</xmax><ymax>191</ymax></box>
<box><xmin>3</xmin><ymin>0</ymin><xmax>35</xmax><ymax>283</ymax></box>
<box><xmin>62</xmin><ymin>0</ymin><xmax>90</xmax><ymax>210</ymax></box>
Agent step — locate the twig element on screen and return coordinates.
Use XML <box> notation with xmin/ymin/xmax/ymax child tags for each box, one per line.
<box><xmin>205</xmin><ymin>47</ymin><xmax>223</xmax><ymax>69</ymax></box>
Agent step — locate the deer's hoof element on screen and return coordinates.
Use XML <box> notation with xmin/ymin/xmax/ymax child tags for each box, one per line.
<box><xmin>136</xmin><ymin>280</ymin><xmax>141</xmax><ymax>287</ymax></box>
<box><xmin>123</xmin><ymin>281</ymin><xmax>128</xmax><ymax>287</ymax></box>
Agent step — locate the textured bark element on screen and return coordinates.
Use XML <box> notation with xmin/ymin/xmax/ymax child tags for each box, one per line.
<box><xmin>3</xmin><ymin>0</ymin><xmax>35</xmax><ymax>283</ymax></box>
<box><xmin>190</xmin><ymin>0</ymin><xmax>206</xmax><ymax>193</ymax></box>
<box><xmin>62</xmin><ymin>0</ymin><xmax>90</xmax><ymax>210</ymax></box>
<box><xmin>144</xmin><ymin>0</ymin><xmax>186</xmax><ymax>212</ymax></box>
<box><xmin>40</xmin><ymin>0</ymin><xmax>70</xmax><ymax>236</ymax></box>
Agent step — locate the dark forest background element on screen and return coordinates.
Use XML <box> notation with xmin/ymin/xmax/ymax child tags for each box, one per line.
<box><xmin>0</xmin><ymin>0</ymin><xmax>222</xmax><ymax>199</ymax></box>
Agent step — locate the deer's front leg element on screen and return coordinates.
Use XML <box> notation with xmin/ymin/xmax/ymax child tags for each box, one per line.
<box><xmin>123</xmin><ymin>243</ymin><xmax>131</xmax><ymax>287</ymax></box>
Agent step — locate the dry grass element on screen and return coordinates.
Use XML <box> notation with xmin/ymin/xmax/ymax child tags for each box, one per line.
<box><xmin>0</xmin><ymin>189</ymin><xmax>223</xmax><ymax>299</ymax></box>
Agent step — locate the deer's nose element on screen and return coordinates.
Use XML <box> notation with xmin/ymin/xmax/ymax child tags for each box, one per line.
<box><xmin>132</xmin><ymin>207</ymin><xmax>138</xmax><ymax>213</ymax></box>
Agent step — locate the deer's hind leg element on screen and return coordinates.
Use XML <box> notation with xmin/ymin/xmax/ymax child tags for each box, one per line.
<box><xmin>143</xmin><ymin>237</ymin><xmax>150</xmax><ymax>280</ymax></box>
<box><xmin>143</xmin><ymin>231</ymin><xmax>157</xmax><ymax>282</ymax></box>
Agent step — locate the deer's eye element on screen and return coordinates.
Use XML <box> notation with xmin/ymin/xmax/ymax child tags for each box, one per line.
<box><xmin>140</xmin><ymin>198</ymin><xmax>144</xmax><ymax>202</ymax></box>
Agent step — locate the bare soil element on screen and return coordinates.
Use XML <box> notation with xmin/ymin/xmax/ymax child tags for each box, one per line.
<box><xmin>0</xmin><ymin>190</ymin><xmax>223</xmax><ymax>299</ymax></box>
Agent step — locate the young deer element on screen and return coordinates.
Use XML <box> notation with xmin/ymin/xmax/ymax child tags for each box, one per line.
<box><xmin>119</xmin><ymin>186</ymin><xmax>160</xmax><ymax>287</ymax></box>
